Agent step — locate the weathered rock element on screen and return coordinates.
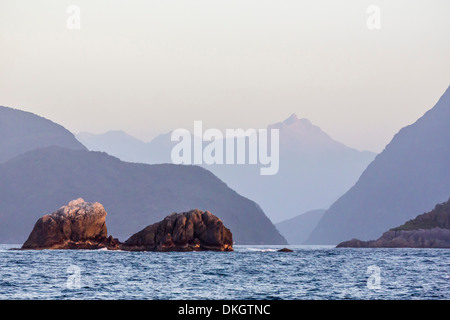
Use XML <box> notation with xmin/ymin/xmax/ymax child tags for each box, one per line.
<box><xmin>22</xmin><ymin>198</ymin><xmax>120</xmax><ymax>250</ymax></box>
<box><xmin>277</xmin><ymin>248</ymin><xmax>294</xmax><ymax>252</ymax></box>
<box><xmin>122</xmin><ymin>209</ymin><xmax>233</xmax><ymax>251</ymax></box>
<box><xmin>337</xmin><ymin>199</ymin><xmax>450</xmax><ymax>248</ymax></box>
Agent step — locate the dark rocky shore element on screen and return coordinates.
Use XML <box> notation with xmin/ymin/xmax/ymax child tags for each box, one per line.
<box><xmin>337</xmin><ymin>198</ymin><xmax>450</xmax><ymax>248</ymax></box>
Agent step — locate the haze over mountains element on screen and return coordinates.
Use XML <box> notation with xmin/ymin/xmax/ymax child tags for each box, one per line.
<box><xmin>0</xmin><ymin>106</ymin><xmax>86</xmax><ymax>163</ymax></box>
<box><xmin>307</xmin><ymin>86</ymin><xmax>450</xmax><ymax>244</ymax></box>
<box><xmin>77</xmin><ymin>131</ymin><xmax>148</xmax><ymax>163</ymax></box>
<box><xmin>0</xmin><ymin>106</ymin><xmax>286</xmax><ymax>244</ymax></box>
<box><xmin>2</xmin><ymin>86</ymin><xmax>448</xmax><ymax>246</ymax></box>
<box><xmin>76</xmin><ymin>131</ymin><xmax>172</xmax><ymax>164</ymax></box>
<box><xmin>77</xmin><ymin>114</ymin><xmax>376</xmax><ymax>222</ymax></box>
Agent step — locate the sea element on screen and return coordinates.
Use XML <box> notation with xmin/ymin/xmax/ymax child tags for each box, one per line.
<box><xmin>0</xmin><ymin>244</ymin><xmax>448</xmax><ymax>300</ymax></box>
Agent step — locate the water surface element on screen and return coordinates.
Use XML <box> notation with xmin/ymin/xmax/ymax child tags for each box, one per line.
<box><xmin>0</xmin><ymin>245</ymin><xmax>448</xmax><ymax>299</ymax></box>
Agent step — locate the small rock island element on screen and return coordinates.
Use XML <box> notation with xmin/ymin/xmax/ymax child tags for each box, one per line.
<box><xmin>122</xmin><ymin>209</ymin><xmax>233</xmax><ymax>251</ymax></box>
<box><xmin>337</xmin><ymin>198</ymin><xmax>450</xmax><ymax>248</ymax></box>
<box><xmin>21</xmin><ymin>199</ymin><xmax>233</xmax><ymax>252</ymax></box>
<box><xmin>277</xmin><ymin>248</ymin><xmax>294</xmax><ymax>252</ymax></box>
<box><xmin>22</xmin><ymin>198</ymin><xmax>120</xmax><ymax>250</ymax></box>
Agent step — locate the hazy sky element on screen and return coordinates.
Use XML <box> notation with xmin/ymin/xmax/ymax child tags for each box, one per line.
<box><xmin>1</xmin><ymin>0</ymin><xmax>449</xmax><ymax>152</ymax></box>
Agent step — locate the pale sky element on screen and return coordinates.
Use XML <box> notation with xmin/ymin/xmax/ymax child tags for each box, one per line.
<box><xmin>1</xmin><ymin>0</ymin><xmax>449</xmax><ymax>152</ymax></box>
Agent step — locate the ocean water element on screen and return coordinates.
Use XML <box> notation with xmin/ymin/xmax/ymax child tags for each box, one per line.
<box><xmin>0</xmin><ymin>244</ymin><xmax>448</xmax><ymax>300</ymax></box>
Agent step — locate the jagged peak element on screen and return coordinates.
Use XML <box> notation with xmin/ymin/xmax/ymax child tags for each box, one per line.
<box><xmin>284</xmin><ymin>113</ymin><xmax>298</xmax><ymax>124</ymax></box>
<box><xmin>282</xmin><ymin>113</ymin><xmax>312</xmax><ymax>126</ymax></box>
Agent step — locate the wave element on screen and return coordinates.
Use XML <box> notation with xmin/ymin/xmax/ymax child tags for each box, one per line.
<box><xmin>245</xmin><ymin>248</ymin><xmax>278</xmax><ymax>252</ymax></box>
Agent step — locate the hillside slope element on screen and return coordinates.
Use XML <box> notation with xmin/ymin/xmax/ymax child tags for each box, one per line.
<box><xmin>307</xmin><ymin>86</ymin><xmax>450</xmax><ymax>244</ymax></box>
<box><xmin>0</xmin><ymin>106</ymin><xmax>86</xmax><ymax>163</ymax></box>
<box><xmin>0</xmin><ymin>147</ymin><xmax>286</xmax><ymax>245</ymax></box>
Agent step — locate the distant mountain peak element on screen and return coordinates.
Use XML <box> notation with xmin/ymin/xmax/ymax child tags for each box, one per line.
<box><xmin>283</xmin><ymin>113</ymin><xmax>298</xmax><ymax>124</ymax></box>
<box><xmin>282</xmin><ymin>113</ymin><xmax>312</xmax><ymax>127</ymax></box>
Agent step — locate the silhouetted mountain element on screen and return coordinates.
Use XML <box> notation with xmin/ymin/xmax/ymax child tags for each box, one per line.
<box><xmin>223</xmin><ymin>114</ymin><xmax>375</xmax><ymax>222</ymax></box>
<box><xmin>307</xmin><ymin>86</ymin><xmax>450</xmax><ymax>244</ymax></box>
<box><xmin>275</xmin><ymin>209</ymin><xmax>325</xmax><ymax>244</ymax></box>
<box><xmin>0</xmin><ymin>147</ymin><xmax>286</xmax><ymax>245</ymax></box>
<box><xmin>78</xmin><ymin>115</ymin><xmax>376</xmax><ymax>222</ymax></box>
<box><xmin>0</xmin><ymin>106</ymin><xmax>86</xmax><ymax>163</ymax></box>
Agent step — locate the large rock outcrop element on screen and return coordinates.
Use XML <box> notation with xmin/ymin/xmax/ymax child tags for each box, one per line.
<box><xmin>122</xmin><ymin>209</ymin><xmax>233</xmax><ymax>251</ymax></box>
<box><xmin>337</xmin><ymin>199</ymin><xmax>450</xmax><ymax>248</ymax></box>
<box><xmin>22</xmin><ymin>198</ymin><xmax>119</xmax><ymax>250</ymax></box>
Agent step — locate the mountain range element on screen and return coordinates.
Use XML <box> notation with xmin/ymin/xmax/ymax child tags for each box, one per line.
<box><xmin>77</xmin><ymin>114</ymin><xmax>376</xmax><ymax>223</ymax></box>
<box><xmin>2</xmin><ymin>85</ymin><xmax>448</xmax><ymax>245</ymax></box>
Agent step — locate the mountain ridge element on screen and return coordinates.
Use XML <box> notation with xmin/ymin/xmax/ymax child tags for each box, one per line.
<box><xmin>0</xmin><ymin>146</ymin><xmax>287</xmax><ymax>245</ymax></box>
<box><xmin>0</xmin><ymin>105</ymin><xmax>87</xmax><ymax>163</ymax></box>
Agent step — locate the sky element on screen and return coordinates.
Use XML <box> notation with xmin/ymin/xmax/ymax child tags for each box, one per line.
<box><xmin>0</xmin><ymin>0</ymin><xmax>449</xmax><ymax>153</ymax></box>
